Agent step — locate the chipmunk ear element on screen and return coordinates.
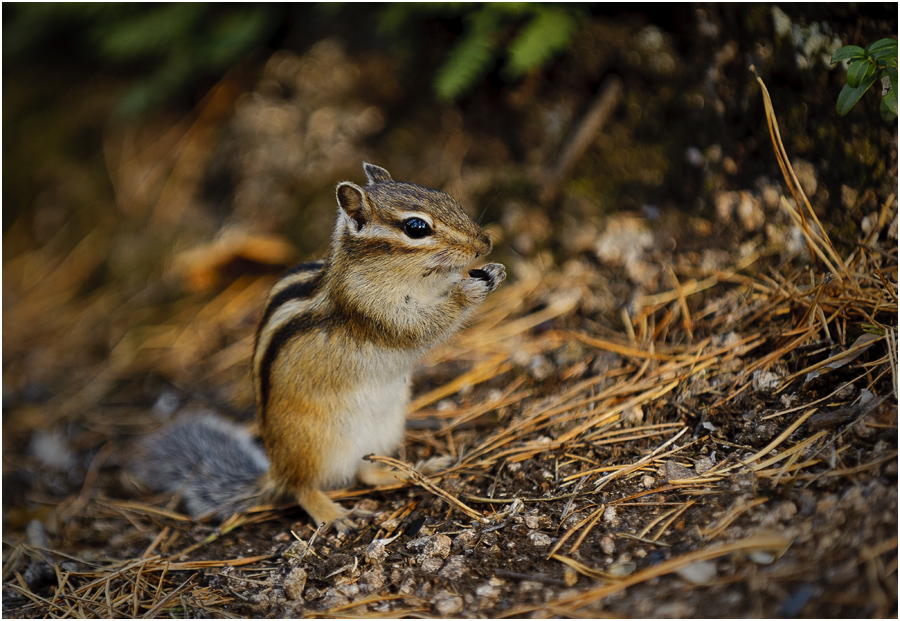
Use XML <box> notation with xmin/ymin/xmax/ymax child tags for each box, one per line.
<box><xmin>363</xmin><ymin>162</ymin><xmax>392</xmax><ymax>184</ymax></box>
<box><xmin>336</xmin><ymin>182</ymin><xmax>372</xmax><ymax>232</ymax></box>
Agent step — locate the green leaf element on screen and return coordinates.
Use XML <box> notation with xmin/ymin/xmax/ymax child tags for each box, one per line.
<box><xmin>867</xmin><ymin>38</ymin><xmax>898</xmax><ymax>53</ymax></box>
<box><xmin>831</xmin><ymin>45</ymin><xmax>866</xmax><ymax>63</ymax></box>
<box><xmin>836</xmin><ymin>74</ymin><xmax>878</xmax><ymax>116</ymax></box>
<box><xmin>846</xmin><ymin>58</ymin><xmax>873</xmax><ymax>88</ymax></box>
<box><xmin>880</xmin><ymin>96</ymin><xmax>897</xmax><ymax>122</ymax></box>
<box><xmin>504</xmin><ymin>6</ymin><xmax>579</xmax><ymax>79</ymax></box>
<box><xmin>883</xmin><ymin>78</ymin><xmax>898</xmax><ymax>116</ymax></box>
<box><xmin>870</xmin><ymin>46</ymin><xmax>899</xmax><ymax>64</ymax></box>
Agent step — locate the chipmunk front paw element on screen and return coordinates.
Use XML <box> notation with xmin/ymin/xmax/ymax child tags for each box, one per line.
<box><xmin>468</xmin><ymin>263</ymin><xmax>506</xmax><ymax>291</ymax></box>
<box><xmin>460</xmin><ymin>263</ymin><xmax>506</xmax><ymax>304</ymax></box>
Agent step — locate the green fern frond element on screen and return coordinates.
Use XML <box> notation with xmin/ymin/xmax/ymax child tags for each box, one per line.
<box><xmin>434</xmin><ymin>8</ymin><xmax>504</xmax><ymax>102</ymax></box>
<box><xmin>435</xmin><ymin>28</ymin><xmax>500</xmax><ymax>101</ymax></box>
<box><xmin>505</xmin><ymin>5</ymin><xmax>579</xmax><ymax>79</ymax></box>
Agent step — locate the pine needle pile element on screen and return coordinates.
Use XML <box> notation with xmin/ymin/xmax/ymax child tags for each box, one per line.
<box><xmin>3</xmin><ymin>76</ymin><xmax>897</xmax><ymax>618</ymax></box>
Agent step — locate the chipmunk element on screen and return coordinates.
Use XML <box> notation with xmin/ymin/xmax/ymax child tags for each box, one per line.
<box><xmin>138</xmin><ymin>163</ymin><xmax>505</xmax><ymax>532</ymax></box>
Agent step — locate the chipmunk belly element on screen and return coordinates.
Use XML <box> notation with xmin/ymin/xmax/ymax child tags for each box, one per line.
<box><xmin>322</xmin><ymin>352</ymin><xmax>414</xmax><ymax>487</ymax></box>
<box><xmin>318</xmin><ymin>369</ymin><xmax>411</xmax><ymax>487</ymax></box>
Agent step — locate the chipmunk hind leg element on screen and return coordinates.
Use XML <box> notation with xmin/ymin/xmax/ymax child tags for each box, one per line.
<box><xmin>294</xmin><ymin>486</ymin><xmax>353</xmax><ymax>533</ymax></box>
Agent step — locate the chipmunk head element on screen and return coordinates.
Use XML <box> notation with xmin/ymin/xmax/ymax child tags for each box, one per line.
<box><xmin>332</xmin><ymin>162</ymin><xmax>492</xmax><ymax>276</ymax></box>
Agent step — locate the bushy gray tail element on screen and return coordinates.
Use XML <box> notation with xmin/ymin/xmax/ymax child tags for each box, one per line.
<box><xmin>136</xmin><ymin>413</ymin><xmax>270</xmax><ymax>519</ymax></box>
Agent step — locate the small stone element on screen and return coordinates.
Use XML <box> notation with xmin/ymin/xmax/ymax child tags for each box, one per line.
<box><xmin>729</xmin><ymin>470</ymin><xmax>758</xmax><ymax>493</ymax></box>
<box><xmin>365</xmin><ymin>539</ymin><xmax>388</xmax><ymax>564</ymax></box>
<box><xmin>694</xmin><ymin>456</ymin><xmax>715</xmax><ymax>474</ymax></box>
<box><xmin>685</xmin><ymin>146</ymin><xmax>703</xmax><ymax>166</ymax></box>
<box><xmin>677</xmin><ymin>561</ymin><xmax>717</xmax><ymax>584</ymax></box>
<box><xmin>748</xmin><ymin>550</ymin><xmax>777</xmax><ymax>565</ymax></box>
<box><xmin>608</xmin><ymin>559</ymin><xmax>636</xmax><ymax>576</ymax></box>
<box><xmin>336</xmin><ymin>584</ymin><xmax>359</xmax><ymax>598</ymax></box>
<box><xmin>792</xmin><ymin>159</ymin><xmax>817</xmax><ymax>197</ymax></box>
<box><xmin>282</xmin><ymin>567</ymin><xmax>307</xmax><ymax>601</ymax></box>
<box><xmin>379</xmin><ymin>518</ymin><xmax>400</xmax><ymax>532</ymax></box>
<box><xmin>524</xmin><ymin>514</ymin><xmax>541</xmax><ymax>530</ymax></box>
<box><xmin>420</xmin><ymin>557</ymin><xmax>444</xmax><ymax>574</ymax></box>
<box><xmin>562</xmin><ymin>513</ymin><xmax>584</xmax><ymax>529</ymax></box>
<box><xmin>777</xmin><ymin>501</ymin><xmax>798</xmax><ymax>521</ymax></box>
<box><xmin>475</xmin><ymin>583</ymin><xmax>502</xmax><ymax>609</ymax></box>
<box><xmin>359</xmin><ymin>567</ymin><xmax>386</xmax><ymax>591</ymax></box>
<box><xmin>603</xmin><ymin>506</ymin><xmax>620</xmax><ymax>526</ymax></box>
<box><xmin>600</xmin><ymin>535</ymin><xmax>615</xmax><ymax>555</ymax></box>
<box><xmin>421</xmin><ymin>534</ymin><xmax>452</xmax><ymax>560</ymax></box>
<box><xmin>665</xmin><ymin>461</ymin><xmax>694</xmax><ymax>482</ymax></box>
<box><xmin>751</xmin><ymin>370</ymin><xmax>780</xmax><ymax>392</ymax></box>
<box><xmin>657</xmin><ymin>601</ymin><xmax>696</xmax><ymax>617</ymax></box>
<box><xmin>715</xmin><ymin>190</ymin><xmax>737</xmax><ymax>221</ymax></box>
<box><xmin>519</xmin><ymin>580</ymin><xmax>543</xmax><ymax>596</ymax></box>
<box><xmin>623</xmin><ymin>405</ymin><xmax>644</xmax><ymax>424</ymax></box>
<box><xmin>249</xmin><ymin>590</ymin><xmax>273</xmax><ymax>607</ymax></box>
<box><xmin>320</xmin><ymin>585</ymin><xmax>352</xmax><ymax>609</ymax></box>
<box><xmin>452</xmin><ymin>529</ymin><xmax>477</xmax><ymax>551</ymax></box>
<box><xmin>641</xmin><ymin>475</ymin><xmax>655</xmax><ymax>488</ymax></box>
<box><xmin>406</xmin><ymin>536</ymin><xmax>430</xmax><ymax>551</ymax></box>
<box><xmin>434</xmin><ymin>593</ymin><xmax>464</xmax><ymax>616</ymax></box>
<box><xmin>439</xmin><ymin>555</ymin><xmax>467</xmax><ymax>580</ymax></box>
<box><xmin>595</xmin><ymin>216</ymin><xmax>654</xmax><ymax>268</ymax></box>
<box><xmin>29</xmin><ymin>431</ymin><xmax>75</xmax><ymax>471</ymax></box>
<box><xmin>759</xmin><ymin>179</ymin><xmax>781</xmax><ymax>209</ymax></box>
<box><xmin>854</xmin><ymin>415</ymin><xmax>878</xmax><ymax>439</ymax></box>
<box><xmin>397</xmin><ymin>571</ymin><xmax>417</xmax><ymax>596</ymax></box>
<box><xmin>528</xmin><ymin>531</ymin><xmax>552</xmax><ymax>550</ymax></box>
<box><xmin>528</xmin><ymin>355</ymin><xmax>554</xmax><ymax>381</ymax></box>
<box><xmin>841</xmin><ymin>185</ymin><xmax>858</xmax><ymax>209</ymax></box>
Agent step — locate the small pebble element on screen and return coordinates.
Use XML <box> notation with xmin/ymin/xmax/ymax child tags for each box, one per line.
<box><xmin>365</xmin><ymin>539</ymin><xmax>387</xmax><ymax>564</ymax></box>
<box><xmin>420</xmin><ymin>557</ymin><xmax>444</xmax><ymax>574</ymax></box>
<box><xmin>282</xmin><ymin>567</ymin><xmax>307</xmax><ymax>601</ymax></box>
<box><xmin>434</xmin><ymin>593</ymin><xmax>464</xmax><ymax>616</ymax></box>
<box><xmin>421</xmin><ymin>534</ymin><xmax>452</xmax><ymax>559</ymax></box>
<box><xmin>600</xmin><ymin>535</ymin><xmax>615</xmax><ymax>555</ymax></box>
<box><xmin>603</xmin><ymin>506</ymin><xmax>620</xmax><ymax>525</ymax></box>
<box><xmin>677</xmin><ymin>561</ymin><xmax>717</xmax><ymax>584</ymax></box>
<box><xmin>528</xmin><ymin>531</ymin><xmax>552</xmax><ymax>550</ymax></box>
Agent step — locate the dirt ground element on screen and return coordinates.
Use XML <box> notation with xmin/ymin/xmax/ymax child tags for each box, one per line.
<box><xmin>3</xmin><ymin>6</ymin><xmax>898</xmax><ymax>619</ymax></box>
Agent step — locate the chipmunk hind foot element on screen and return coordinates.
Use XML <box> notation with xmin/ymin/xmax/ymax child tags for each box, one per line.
<box><xmin>358</xmin><ymin>461</ymin><xmax>407</xmax><ymax>487</ymax></box>
<box><xmin>294</xmin><ymin>487</ymin><xmax>356</xmax><ymax>534</ymax></box>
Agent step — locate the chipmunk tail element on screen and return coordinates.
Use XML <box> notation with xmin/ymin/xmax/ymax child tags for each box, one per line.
<box><xmin>135</xmin><ymin>412</ymin><xmax>270</xmax><ymax>520</ymax></box>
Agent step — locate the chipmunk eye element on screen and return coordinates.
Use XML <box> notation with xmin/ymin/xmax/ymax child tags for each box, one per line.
<box><xmin>403</xmin><ymin>217</ymin><xmax>433</xmax><ymax>239</ymax></box>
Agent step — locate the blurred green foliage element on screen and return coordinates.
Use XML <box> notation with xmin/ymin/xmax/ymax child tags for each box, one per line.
<box><xmin>831</xmin><ymin>37</ymin><xmax>898</xmax><ymax>122</ymax></box>
<box><xmin>4</xmin><ymin>3</ymin><xmax>284</xmax><ymax>118</ymax></box>
<box><xmin>4</xmin><ymin>3</ymin><xmax>585</xmax><ymax>115</ymax></box>
<box><xmin>378</xmin><ymin>3</ymin><xmax>584</xmax><ymax>102</ymax></box>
